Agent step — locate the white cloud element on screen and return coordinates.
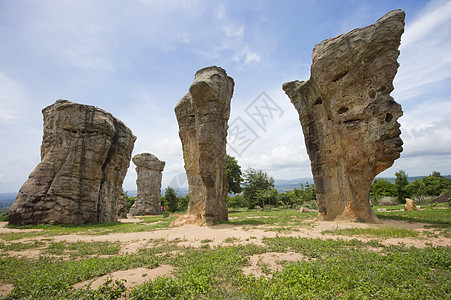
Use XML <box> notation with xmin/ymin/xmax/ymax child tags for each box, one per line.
<box><xmin>381</xmin><ymin>0</ymin><xmax>451</xmax><ymax>177</ymax></box>
<box><xmin>16</xmin><ymin>1</ymin><xmax>117</xmax><ymax>72</ymax></box>
<box><xmin>232</xmin><ymin>46</ymin><xmax>261</xmax><ymax>66</ymax></box>
<box><xmin>0</xmin><ymin>73</ymin><xmax>24</xmax><ymax>124</ymax></box>
<box><xmin>399</xmin><ymin>100</ymin><xmax>451</xmax><ymax>157</ymax></box>
<box><xmin>394</xmin><ymin>0</ymin><xmax>451</xmax><ymax>102</ymax></box>
<box><xmin>400</xmin><ymin>0</ymin><xmax>451</xmax><ymax>48</ymax></box>
<box><xmin>226</xmin><ymin>85</ymin><xmax>311</xmax><ymax>180</ymax></box>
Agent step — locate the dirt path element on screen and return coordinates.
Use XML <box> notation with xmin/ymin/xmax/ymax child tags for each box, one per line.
<box><xmin>2</xmin><ymin>219</ymin><xmax>450</xmax><ymax>253</ymax></box>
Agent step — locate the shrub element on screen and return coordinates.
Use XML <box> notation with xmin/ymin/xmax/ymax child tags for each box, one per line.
<box><xmin>0</xmin><ymin>212</ymin><xmax>8</xmax><ymax>222</ymax></box>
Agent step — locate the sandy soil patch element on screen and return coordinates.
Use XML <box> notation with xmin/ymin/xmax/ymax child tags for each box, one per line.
<box><xmin>6</xmin><ymin>249</ymin><xmax>42</xmax><ymax>259</ymax></box>
<box><xmin>242</xmin><ymin>252</ymin><xmax>312</xmax><ymax>278</ymax></box>
<box><xmin>0</xmin><ymin>222</ymin><xmax>43</xmax><ymax>233</ymax></box>
<box><xmin>118</xmin><ymin>217</ymin><xmax>143</xmax><ymax>223</ymax></box>
<box><xmin>0</xmin><ymin>284</ymin><xmax>14</xmax><ymax>297</ymax></box>
<box><xmin>3</xmin><ymin>219</ymin><xmax>450</xmax><ymax>260</ymax></box>
<box><xmin>73</xmin><ymin>265</ymin><xmax>175</xmax><ymax>291</ymax></box>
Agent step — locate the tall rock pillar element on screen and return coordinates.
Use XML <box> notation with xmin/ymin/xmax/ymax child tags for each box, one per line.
<box><xmin>283</xmin><ymin>10</ymin><xmax>405</xmax><ymax>222</ymax></box>
<box><xmin>129</xmin><ymin>153</ymin><xmax>165</xmax><ymax>216</ymax></box>
<box><xmin>173</xmin><ymin>66</ymin><xmax>234</xmax><ymax>226</ymax></box>
<box><xmin>9</xmin><ymin>100</ymin><xmax>136</xmax><ymax>225</ymax></box>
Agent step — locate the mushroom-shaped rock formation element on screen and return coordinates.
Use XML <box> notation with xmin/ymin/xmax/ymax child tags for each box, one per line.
<box><xmin>129</xmin><ymin>153</ymin><xmax>165</xmax><ymax>216</ymax></box>
<box><xmin>173</xmin><ymin>66</ymin><xmax>234</xmax><ymax>226</ymax></box>
<box><xmin>9</xmin><ymin>100</ymin><xmax>136</xmax><ymax>225</ymax></box>
<box><xmin>283</xmin><ymin>10</ymin><xmax>405</xmax><ymax>222</ymax></box>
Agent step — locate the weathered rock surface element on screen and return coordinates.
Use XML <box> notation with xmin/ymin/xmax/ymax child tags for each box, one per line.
<box><xmin>9</xmin><ymin>100</ymin><xmax>136</xmax><ymax>225</ymax></box>
<box><xmin>173</xmin><ymin>66</ymin><xmax>234</xmax><ymax>226</ymax></box>
<box><xmin>129</xmin><ymin>153</ymin><xmax>165</xmax><ymax>216</ymax></box>
<box><xmin>404</xmin><ymin>198</ymin><xmax>417</xmax><ymax>211</ymax></box>
<box><xmin>117</xmin><ymin>192</ymin><xmax>128</xmax><ymax>219</ymax></box>
<box><xmin>283</xmin><ymin>10</ymin><xmax>405</xmax><ymax>222</ymax></box>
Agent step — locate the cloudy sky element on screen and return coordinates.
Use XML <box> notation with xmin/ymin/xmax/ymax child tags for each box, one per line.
<box><xmin>1</xmin><ymin>0</ymin><xmax>450</xmax><ymax>193</ymax></box>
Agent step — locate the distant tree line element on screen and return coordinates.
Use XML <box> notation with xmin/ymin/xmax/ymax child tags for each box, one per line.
<box><xmin>140</xmin><ymin>155</ymin><xmax>317</xmax><ymax>214</ymax></box>
<box><xmin>226</xmin><ymin>155</ymin><xmax>316</xmax><ymax>210</ymax></box>
<box><xmin>371</xmin><ymin>170</ymin><xmax>451</xmax><ymax>204</ymax></box>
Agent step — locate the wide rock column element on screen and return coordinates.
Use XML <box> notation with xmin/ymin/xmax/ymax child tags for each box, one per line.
<box><xmin>283</xmin><ymin>10</ymin><xmax>405</xmax><ymax>222</ymax></box>
<box><xmin>9</xmin><ymin>100</ymin><xmax>136</xmax><ymax>225</ymax></box>
<box><xmin>173</xmin><ymin>66</ymin><xmax>234</xmax><ymax>226</ymax></box>
<box><xmin>129</xmin><ymin>153</ymin><xmax>165</xmax><ymax>216</ymax></box>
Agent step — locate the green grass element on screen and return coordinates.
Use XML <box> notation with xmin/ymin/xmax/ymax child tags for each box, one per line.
<box><xmin>227</xmin><ymin>209</ymin><xmax>315</xmax><ymax>231</ymax></box>
<box><xmin>224</xmin><ymin>237</ymin><xmax>238</xmax><ymax>243</ymax></box>
<box><xmin>373</xmin><ymin>204</ymin><xmax>404</xmax><ymax>211</ymax></box>
<box><xmin>1</xmin><ymin>236</ymin><xmax>449</xmax><ymax>299</ymax></box>
<box><xmin>44</xmin><ymin>241</ymin><xmax>121</xmax><ymax>257</ymax></box>
<box><xmin>0</xmin><ymin>240</ymin><xmax>45</xmax><ymax>252</ymax></box>
<box><xmin>375</xmin><ymin>207</ymin><xmax>451</xmax><ymax>238</ymax></box>
<box><xmin>375</xmin><ymin>207</ymin><xmax>451</xmax><ymax>225</ymax></box>
<box><xmin>0</xmin><ymin>254</ymin><xmax>160</xmax><ymax>299</ymax></box>
<box><xmin>0</xmin><ymin>215</ymin><xmax>177</xmax><ymax>241</ymax></box>
<box><xmin>130</xmin><ymin>238</ymin><xmax>451</xmax><ymax>299</ymax></box>
<box><xmin>1</xmin><ymin>208</ymin><xmax>450</xmax><ymax>299</ymax></box>
<box><xmin>322</xmin><ymin>226</ymin><xmax>420</xmax><ymax>238</ymax></box>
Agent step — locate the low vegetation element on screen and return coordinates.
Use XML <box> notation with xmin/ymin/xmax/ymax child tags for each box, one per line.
<box><xmin>371</xmin><ymin>170</ymin><xmax>451</xmax><ymax>205</ymax></box>
<box><xmin>0</xmin><ymin>216</ymin><xmax>178</xmax><ymax>241</ymax></box>
<box><xmin>322</xmin><ymin>226</ymin><xmax>420</xmax><ymax>238</ymax></box>
<box><xmin>0</xmin><ymin>206</ymin><xmax>449</xmax><ymax>299</ymax></box>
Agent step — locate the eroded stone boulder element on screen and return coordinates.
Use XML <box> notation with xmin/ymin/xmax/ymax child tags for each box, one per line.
<box><xmin>9</xmin><ymin>100</ymin><xmax>136</xmax><ymax>225</ymax></box>
<box><xmin>173</xmin><ymin>66</ymin><xmax>234</xmax><ymax>226</ymax></box>
<box><xmin>283</xmin><ymin>10</ymin><xmax>405</xmax><ymax>222</ymax></box>
<box><xmin>129</xmin><ymin>153</ymin><xmax>165</xmax><ymax>216</ymax></box>
<box><xmin>404</xmin><ymin>198</ymin><xmax>417</xmax><ymax>211</ymax></box>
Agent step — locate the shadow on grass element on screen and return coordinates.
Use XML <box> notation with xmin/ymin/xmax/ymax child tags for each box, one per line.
<box><xmin>6</xmin><ymin>221</ymin><xmax>126</xmax><ymax>230</ymax></box>
<box><xmin>226</xmin><ymin>219</ymin><xmax>266</xmax><ymax>226</ymax></box>
<box><xmin>375</xmin><ymin>209</ymin><xmax>451</xmax><ymax>227</ymax></box>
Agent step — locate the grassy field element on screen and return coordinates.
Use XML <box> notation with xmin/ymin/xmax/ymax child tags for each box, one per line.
<box><xmin>0</xmin><ymin>206</ymin><xmax>450</xmax><ymax>299</ymax></box>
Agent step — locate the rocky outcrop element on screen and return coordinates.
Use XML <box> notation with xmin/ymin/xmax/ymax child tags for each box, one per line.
<box><xmin>173</xmin><ymin>66</ymin><xmax>234</xmax><ymax>226</ymax></box>
<box><xmin>129</xmin><ymin>153</ymin><xmax>165</xmax><ymax>216</ymax></box>
<box><xmin>9</xmin><ymin>100</ymin><xmax>136</xmax><ymax>225</ymax></box>
<box><xmin>283</xmin><ymin>10</ymin><xmax>405</xmax><ymax>222</ymax></box>
<box><xmin>117</xmin><ymin>192</ymin><xmax>128</xmax><ymax>219</ymax></box>
<box><xmin>404</xmin><ymin>198</ymin><xmax>417</xmax><ymax>211</ymax></box>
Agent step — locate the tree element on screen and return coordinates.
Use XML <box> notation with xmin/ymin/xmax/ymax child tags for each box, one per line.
<box><xmin>242</xmin><ymin>168</ymin><xmax>275</xmax><ymax>209</ymax></box>
<box><xmin>409</xmin><ymin>178</ymin><xmax>427</xmax><ymax>203</ymax></box>
<box><xmin>126</xmin><ymin>197</ymin><xmax>136</xmax><ymax>213</ymax></box>
<box><xmin>176</xmin><ymin>195</ymin><xmax>189</xmax><ymax>211</ymax></box>
<box><xmin>255</xmin><ymin>188</ymin><xmax>278</xmax><ymax>209</ymax></box>
<box><xmin>276</xmin><ymin>192</ymin><xmax>294</xmax><ymax>208</ymax></box>
<box><xmin>165</xmin><ymin>187</ymin><xmax>177</xmax><ymax>212</ymax></box>
<box><xmin>226</xmin><ymin>194</ymin><xmax>247</xmax><ymax>208</ymax></box>
<box><xmin>395</xmin><ymin>170</ymin><xmax>410</xmax><ymax>204</ymax></box>
<box><xmin>370</xmin><ymin>178</ymin><xmax>396</xmax><ymax>198</ymax></box>
<box><xmin>421</xmin><ymin>171</ymin><xmax>451</xmax><ymax>196</ymax></box>
<box><xmin>226</xmin><ymin>155</ymin><xmax>242</xmax><ymax>194</ymax></box>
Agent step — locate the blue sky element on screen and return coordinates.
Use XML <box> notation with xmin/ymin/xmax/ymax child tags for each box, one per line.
<box><xmin>1</xmin><ymin>0</ymin><xmax>450</xmax><ymax>193</ymax></box>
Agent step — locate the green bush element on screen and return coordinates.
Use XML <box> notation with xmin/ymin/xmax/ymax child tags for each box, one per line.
<box><xmin>0</xmin><ymin>212</ymin><xmax>8</xmax><ymax>222</ymax></box>
<box><xmin>126</xmin><ymin>197</ymin><xmax>136</xmax><ymax>213</ymax></box>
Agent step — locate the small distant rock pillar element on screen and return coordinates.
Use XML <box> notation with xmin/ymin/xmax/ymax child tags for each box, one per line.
<box><xmin>283</xmin><ymin>10</ymin><xmax>405</xmax><ymax>223</ymax></box>
<box><xmin>129</xmin><ymin>153</ymin><xmax>165</xmax><ymax>216</ymax></box>
<box><xmin>172</xmin><ymin>66</ymin><xmax>234</xmax><ymax>226</ymax></box>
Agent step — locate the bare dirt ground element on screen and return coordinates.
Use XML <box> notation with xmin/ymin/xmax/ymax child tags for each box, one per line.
<box><xmin>1</xmin><ymin>217</ymin><xmax>450</xmax><ymax>294</ymax></box>
<box><xmin>73</xmin><ymin>265</ymin><xmax>175</xmax><ymax>290</ymax></box>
